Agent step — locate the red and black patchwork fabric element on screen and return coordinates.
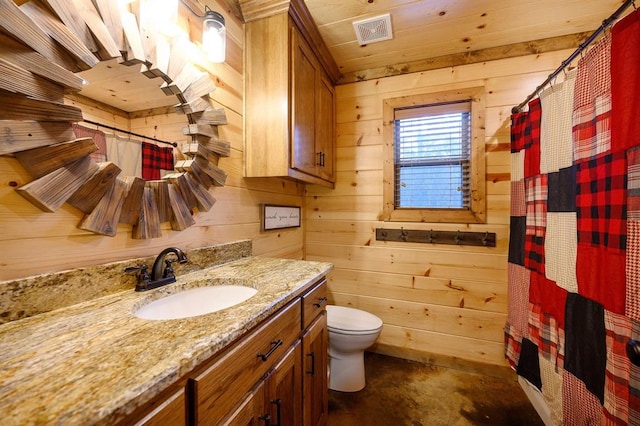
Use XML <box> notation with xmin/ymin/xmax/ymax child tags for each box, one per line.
<box><xmin>73</xmin><ymin>124</ymin><xmax>107</xmax><ymax>163</ymax></box>
<box><xmin>577</xmin><ymin>242</ymin><xmax>626</xmax><ymax>315</ymax></box>
<box><xmin>524</xmin><ymin>98</ymin><xmax>542</xmax><ymax>178</ymax></box>
<box><xmin>562</xmin><ymin>370</ymin><xmax>604</xmax><ymax>426</ymax></box>
<box><xmin>142</xmin><ymin>142</ymin><xmax>174</xmax><ymax>181</ymax></box>
<box><xmin>507</xmin><ymin>263</ymin><xmax>530</xmax><ymax>336</ymax></box>
<box><xmin>572</xmin><ymin>32</ymin><xmax>612</xmax><ymax>162</ymax></box>
<box><xmin>611</xmin><ymin>10</ymin><xmax>640</xmax><ymax>153</ymax></box>
<box><xmin>511</xmin><ymin>111</ymin><xmax>529</xmax><ymax>153</ymax></box>
<box><xmin>516</xmin><ymin>338</ymin><xmax>542</xmax><ymax>390</ymax></box>
<box><xmin>576</xmin><ymin>150</ymin><xmax>627</xmax><ymax>251</ymax></box>
<box><xmin>564</xmin><ymin>293</ymin><xmax>607</xmax><ymax>404</ymax></box>
<box><xmin>504</xmin><ymin>323</ymin><xmax>523</xmax><ymax>370</ymax></box>
<box><xmin>603</xmin><ymin>311</ymin><xmax>633</xmax><ymax>425</ymax></box>
<box><xmin>547</xmin><ymin>165</ymin><xmax>577</xmax><ymax>212</ymax></box>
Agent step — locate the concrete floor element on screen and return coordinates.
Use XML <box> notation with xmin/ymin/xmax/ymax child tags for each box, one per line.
<box><xmin>328</xmin><ymin>352</ymin><xmax>544</xmax><ymax>426</ymax></box>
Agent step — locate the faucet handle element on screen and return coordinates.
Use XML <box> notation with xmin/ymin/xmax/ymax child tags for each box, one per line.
<box><xmin>162</xmin><ymin>259</ymin><xmax>177</xmax><ymax>279</ymax></box>
<box><xmin>124</xmin><ymin>264</ymin><xmax>151</xmax><ymax>289</ymax></box>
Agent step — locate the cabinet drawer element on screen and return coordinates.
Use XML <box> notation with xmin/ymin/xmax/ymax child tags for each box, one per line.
<box><xmin>190</xmin><ymin>300</ymin><xmax>301</xmax><ymax>425</ymax></box>
<box><xmin>301</xmin><ymin>279</ymin><xmax>327</xmax><ymax>330</ymax></box>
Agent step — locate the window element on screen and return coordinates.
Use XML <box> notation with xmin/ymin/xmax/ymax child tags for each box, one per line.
<box><xmin>382</xmin><ymin>88</ymin><xmax>486</xmax><ymax>223</ymax></box>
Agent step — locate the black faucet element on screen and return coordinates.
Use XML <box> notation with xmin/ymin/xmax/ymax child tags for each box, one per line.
<box><xmin>125</xmin><ymin>247</ymin><xmax>188</xmax><ymax>291</ymax></box>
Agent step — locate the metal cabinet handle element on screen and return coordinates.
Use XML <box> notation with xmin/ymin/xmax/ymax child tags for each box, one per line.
<box><xmin>270</xmin><ymin>399</ymin><xmax>282</xmax><ymax>426</ymax></box>
<box><xmin>306</xmin><ymin>352</ymin><xmax>315</xmax><ymax>376</ymax></box>
<box><xmin>313</xmin><ymin>297</ymin><xmax>327</xmax><ymax>308</ymax></box>
<box><xmin>257</xmin><ymin>339</ymin><xmax>283</xmax><ymax>361</ymax></box>
<box><xmin>259</xmin><ymin>414</ymin><xmax>271</xmax><ymax>425</ymax></box>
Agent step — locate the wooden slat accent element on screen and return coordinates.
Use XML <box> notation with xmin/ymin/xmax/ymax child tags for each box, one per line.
<box><xmin>19</xmin><ymin>1</ymin><xmax>99</xmax><ymax>71</ymax></box>
<box><xmin>92</xmin><ymin>0</ymin><xmax>126</xmax><ymax>52</ymax></box>
<box><xmin>146</xmin><ymin>180</ymin><xmax>172</xmax><ymax>223</ymax></box>
<box><xmin>132</xmin><ymin>186</ymin><xmax>162</xmax><ymax>239</ymax></box>
<box><xmin>119</xmin><ymin>11</ymin><xmax>146</xmax><ymax>65</ymax></box>
<box><xmin>170</xmin><ymin>63</ymin><xmax>204</xmax><ymax>94</ymax></box>
<box><xmin>67</xmin><ymin>162</ymin><xmax>122</xmax><ymax>213</ymax></box>
<box><xmin>182</xmin><ymin>124</ymin><xmax>215</xmax><ymax>138</ymax></box>
<box><xmin>70</xmin><ymin>0</ymin><xmax>121</xmax><ymax>60</ymax></box>
<box><xmin>199</xmin><ymin>139</ymin><xmax>231</xmax><ymax>158</ymax></box>
<box><xmin>0</xmin><ymin>33</ymin><xmax>83</xmax><ymax>91</ymax></box>
<box><xmin>14</xmin><ymin>137</ymin><xmax>97</xmax><ymax>178</ymax></box>
<box><xmin>0</xmin><ymin>93</ymin><xmax>84</xmax><ymax>122</ymax></box>
<box><xmin>190</xmin><ymin>108</ymin><xmax>228</xmax><ymax>126</ymax></box>
<box><xmin>41</xmin><ymin>0</ymin><xmax>99</xmax><ymax>53</ymax></box>
<box><xmin>174</xmin><ymin>97</ymin><xmax>211</xmax><ymax>115</ymax></box>
<box><xmin>167</xmin><ymin>183</ymin><xmax>195</xmax><ymax>231</ymax></box>
<box><xmin>183</xmin><ymin>74</ymin><xmax>216</xmax><ymax>104</ymax></box>
<box><xmin>166</xmin><ymin>172</ymin><xmax>197</xmax><ymax>210</ymax></box>
<box><xmin>194</xmin><ymin>155</ymin><xmax>227</xmax><ymax>186</ymax></box>
<box><xmin>0</xmin><ymin>121</ymin><xmax>75</xmax><ymax>155</ymax></box>
<box><xmin>184</xmin><ymin>172</ymin><xmax>216</xmax><ymax>212</ymax></box>
<box><xmin>15</xmin><ymin>156</ymin><xmax>98</xmax><ymax>212</ymax></box>
<box><xmin>118</xmin><ymin>176</ymin><xmax>145</xmax><ymax>225</ymax></box>
<box><xmin>0</xmin><ymin>0</ymin><xmax>82</xmax><ymax>72</ymax></box>
<box><xmin>184</xmin><ymin>158</ymin><xmax>214</xmax><ymax>188</ymax></box>
<box><xmin>0</xmin><ymin>58</ymin><xmax>65</xmax><ymax>103</ymax></box>
<box><xmin>78</xmin><ymin>177</ymin><xmax>128</xmax><ymax>236</ymax></box>
<box><xmin>167</xmin><ymin>37</ymin><xmax>190</xmax><ymax>81</ymax></box>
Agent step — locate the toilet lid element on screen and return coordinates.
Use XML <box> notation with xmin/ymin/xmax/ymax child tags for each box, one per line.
<box><xmin>326</xmin><ymin>305</ymin><xmax>383</xmax><ymax>332</ymax></box>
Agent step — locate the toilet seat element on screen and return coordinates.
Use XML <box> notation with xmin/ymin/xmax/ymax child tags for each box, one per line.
<box><xmin>327</xmin><ymin>305</ymin><xmax>383</xmax><ymax>334</ymax></box>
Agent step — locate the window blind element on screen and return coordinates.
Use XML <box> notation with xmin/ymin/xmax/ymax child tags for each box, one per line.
<box><xmin>393</xmin><ymin>100</ymin><xmax>471</xmax><ymax>209</ymax></box>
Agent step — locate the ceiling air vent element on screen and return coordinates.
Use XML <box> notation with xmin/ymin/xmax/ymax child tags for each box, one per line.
<box><xmin>352</xmin><ymin>13</ymin><xmax>393</xmax><ymax>46</ymax></box>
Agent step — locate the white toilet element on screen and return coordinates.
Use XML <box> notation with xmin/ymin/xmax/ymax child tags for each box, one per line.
<box><xmin>326</xmin><ymin>305</ymin><xmax>383</xmax><ymax>392</ymax></box>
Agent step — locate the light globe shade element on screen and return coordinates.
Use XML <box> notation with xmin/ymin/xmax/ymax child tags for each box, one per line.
<box><xmin>203</xmin><ymin>10</ymin><xmax>226</xmax><ymax>63</ymax></box>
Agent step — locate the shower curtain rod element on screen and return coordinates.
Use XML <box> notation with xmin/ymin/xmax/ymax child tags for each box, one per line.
<box><xmin>511</xmin><ymin>0</ymin><xmax>636</xmax><ymax>113</ymax></box>
<box><xmin>82</xmin><ymin>119</ymin><xmax>178</xmax><ymax>147</ymax></box>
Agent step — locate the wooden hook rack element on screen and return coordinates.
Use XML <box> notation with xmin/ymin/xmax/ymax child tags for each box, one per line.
<box><xmin>375</xmin><ymin>228</ymin><xmax>496</xmax><ymax>247</ymax></box>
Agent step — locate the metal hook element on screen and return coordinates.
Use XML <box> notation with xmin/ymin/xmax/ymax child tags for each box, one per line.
<box><xmin>481</xmin><ymin>231</ymin><xmax>489</xmax><ymax>246</ymax></box>
<box><xmin>454</xmin><ymin>230</ymin><xmax>462</xmax><ymax>245</ymax></box>
<box><xmin>428</xmin><ymin>229</ymin><xmax>435</xmax><ymax>244</ymax></box>
<box><xmin>400</xmin><ymin>227</ymin><xmax>408</xmax><ymax>242</ymax></box>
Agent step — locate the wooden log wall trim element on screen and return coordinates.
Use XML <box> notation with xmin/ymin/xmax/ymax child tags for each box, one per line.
<box><xmin>0</xmin><ymin>0</ymin><xmax>231</xmax><ymax>240</ymax></box>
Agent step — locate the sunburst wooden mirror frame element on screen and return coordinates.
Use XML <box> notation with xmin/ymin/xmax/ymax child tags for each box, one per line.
<box><xmin>0</xmin><ymin>0</ymin><xmax>228</xmax><ymax>239</ymax></box>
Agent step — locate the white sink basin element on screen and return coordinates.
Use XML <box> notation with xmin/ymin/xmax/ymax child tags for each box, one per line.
<box><xmin>134</xmin><ymin>285</ymin><xmax>258</xmax><ymax>320</ymax></box>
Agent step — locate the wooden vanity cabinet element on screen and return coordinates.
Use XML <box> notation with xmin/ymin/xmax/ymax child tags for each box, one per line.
<box><xmin>301</xmin><ymin>280</ymin><xmax>328</xmax><ymax>426</ymax></box>
<box><xmin>244</xmin><ymin>1</ymin><xmax>338</xmax><ymax>187</ymax></box>
<box><xmin>190</xmin><ymin>299</ymin><xmax>301</xmax><ymax>425</ymax></box>
<box><xmin>122</xmin><ymin>278</ymin><xmax>328</xmax><ymax>426</ymax></box>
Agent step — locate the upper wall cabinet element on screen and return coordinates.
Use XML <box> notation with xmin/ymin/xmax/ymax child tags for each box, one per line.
<box><xmin>242</xmin><ymin>0</ymin><xmax>339</xmax><ymax>187</ymax></box>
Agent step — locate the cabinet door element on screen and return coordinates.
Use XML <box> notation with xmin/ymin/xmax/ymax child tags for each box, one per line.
<box><xmin>264</xmin><ymin>341</ymin><xmax>303</xmax><ymax>426</ymax></box>
<box><xmin>302</xmin><ymin>313</ymin><xmax>328</xmax><ymax>426</ymax></box>
<box><xmin>291</xmin><ymin>27</ymin><xmax>318</xmax><ymax>177</ymax></box>
<box><xmin>316</xmin><ymin>74</ymin><xmax>335</xmax><ymax>182</ymax></box>
<box><xmin>133</xmin><ymin>388</ymin><xmax>186</xmax><ymax>426</ymax></box>
<box><xmin>222</xmin><ymin>381</ymin><xmax>267</xmax><ymax>426</ymax></box>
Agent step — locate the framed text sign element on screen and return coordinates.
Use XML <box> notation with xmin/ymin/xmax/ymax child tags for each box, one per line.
<box><xmin>262</xmin><ymin>204</ymin><xmax>301</xmax><ymax>231</ymax></box>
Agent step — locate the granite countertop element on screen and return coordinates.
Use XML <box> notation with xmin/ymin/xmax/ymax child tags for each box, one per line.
<box><xmin>0</xmin><ymin>256</ymin><xmax>333</xmax><ymax>425</ymax></box>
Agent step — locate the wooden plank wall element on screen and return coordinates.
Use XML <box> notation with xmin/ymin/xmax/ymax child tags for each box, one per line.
<box><xmin>305</xmin><ymin>49</ymin><xmax>576</xmax><ymax>368</ymax></box>
<box><xmin>0</xmin><ymin>0</ymin><xmax>304</xmax><ymax>281</ymax></box>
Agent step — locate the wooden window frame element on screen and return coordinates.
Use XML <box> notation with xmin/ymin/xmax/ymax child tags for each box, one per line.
<box><xmin>382</xmin><ymin>87</ymin><xmax>486</xmax><ymax>223</ymax></box>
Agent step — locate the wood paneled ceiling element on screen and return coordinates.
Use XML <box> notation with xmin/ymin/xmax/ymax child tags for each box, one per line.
<box><xmin>73</xmin><ymin>0</ymin><xmax>628</xmax><ymax>111</ymax></box>
<box><xmin>300</xmin><ymin>0</ymin><xmax>627</xmax><ymax>83</ymax></box>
